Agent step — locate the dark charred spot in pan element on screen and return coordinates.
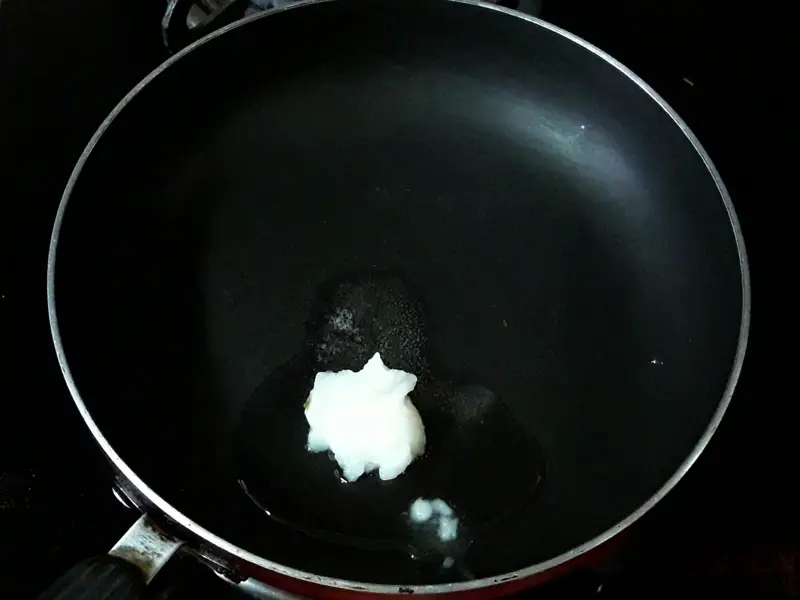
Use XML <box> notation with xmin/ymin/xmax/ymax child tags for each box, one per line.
<box><xmin>304</xmin><ymin>270</ymin><xmax>428</xmax><ymax>376</ymax></box>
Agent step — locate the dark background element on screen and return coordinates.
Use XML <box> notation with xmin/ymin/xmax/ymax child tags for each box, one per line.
<box><xmin>0</xmin><ymin>0</ymin><xmax>782</xmax><ymax>598</ymax></box>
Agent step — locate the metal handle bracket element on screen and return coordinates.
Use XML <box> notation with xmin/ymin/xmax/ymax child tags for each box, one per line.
<box><xmin>108</xmin><ymin>515</ymin><xmax>185</xmax><ymax>584</ymax></box>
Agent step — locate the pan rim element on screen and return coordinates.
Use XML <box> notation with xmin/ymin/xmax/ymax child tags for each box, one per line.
<box><xmin>47</xmin><ymin>0</ymin><xmax>751</xmax><ymax>593</ymax></box>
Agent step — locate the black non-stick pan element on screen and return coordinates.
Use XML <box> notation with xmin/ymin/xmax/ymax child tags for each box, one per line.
<box><xmin>44</xmin><ymin>0</ymin><xmax>748</xmax><ymax>596</ymax></box>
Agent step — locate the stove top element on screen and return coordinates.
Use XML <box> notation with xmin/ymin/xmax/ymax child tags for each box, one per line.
<box><xmin>0</xmin><ymin>0</ymin><xmax>779</xmax><ymax>598</ymax></box>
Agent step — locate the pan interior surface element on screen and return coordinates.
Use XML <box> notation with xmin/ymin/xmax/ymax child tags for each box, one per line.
<box><xmin>51</xmin><ymin>0</ymin><xmax>745</xmax><ymax>586</ymax></box>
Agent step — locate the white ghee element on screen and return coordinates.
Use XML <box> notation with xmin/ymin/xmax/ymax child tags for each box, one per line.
<box><xmin>304</xmin><ymin>352</ymin><xmax>426</xmax><ymax>482</ymax></box>
<box><xmin>409</xmin><ymin>497</ymin><xmax>460</xmax><ymax>542</ymax></box>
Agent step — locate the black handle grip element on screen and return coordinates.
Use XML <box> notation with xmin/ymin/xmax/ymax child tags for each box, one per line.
<box><xmin>36</xmin><ymin>556</ymin><xmax>150</xmax><ymax>600</ymax></box>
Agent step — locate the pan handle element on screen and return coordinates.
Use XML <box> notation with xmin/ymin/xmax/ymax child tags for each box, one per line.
<box><xmin>36</xmin><ymin>515</ymin><xmax>184</xmax><ymax>600</ymax></box>
<box><xmin>162</xmin><ymin>0</ymin><xmax>253</xmax><ymax>53</ymax></box>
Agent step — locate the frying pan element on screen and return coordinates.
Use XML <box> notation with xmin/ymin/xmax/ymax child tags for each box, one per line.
<box><xmin>39</xmin><ymin>0</ymin><xmax>749</xmax><ymax>598</ymax></box>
